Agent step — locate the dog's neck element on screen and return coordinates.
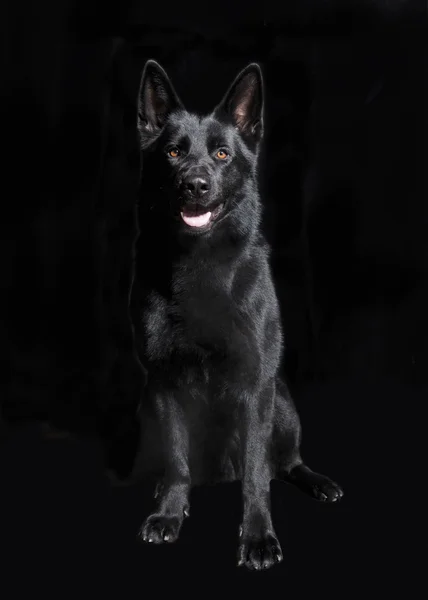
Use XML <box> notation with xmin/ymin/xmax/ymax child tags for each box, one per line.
<box><xmin>135</xmin><ymin>191</ymin><xmax>264</xmax><ymax>294</ymax></box>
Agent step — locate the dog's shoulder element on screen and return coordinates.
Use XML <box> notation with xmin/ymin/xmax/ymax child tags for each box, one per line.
<box><xmin>231</xmin><ymin>232</ymin><xmax>276</xmax><ymax>297</ymax></box>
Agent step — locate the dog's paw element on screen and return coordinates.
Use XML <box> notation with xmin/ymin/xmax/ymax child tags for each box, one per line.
<box><xmin>137</xmin><ymin>514</ymin><xmax>182</xmax><ymax>544</ymax></box>
<box><xmin>311</xmin><ymin>477</ymin><xmax>344</xmax><ymax>503</ymax></box>
<box><xmin>237</xmin><ymin>529</ymin><xmax>283</xmax><ymax>571</ymax></box>
<box><xmin>285</xmin><ymin>465</ymin><xmax>344</xmax><ymax>503</ymax></box>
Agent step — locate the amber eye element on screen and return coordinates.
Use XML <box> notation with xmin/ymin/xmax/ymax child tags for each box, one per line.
<box><xmin>216</xmin><ymin>149</ymin><xmax>228</xmax><ymax>160</ymax></box>
<box><xmin>168</xmin><ymin>148</ymin><xmax>180</xmax><ymax>158</ymax></box>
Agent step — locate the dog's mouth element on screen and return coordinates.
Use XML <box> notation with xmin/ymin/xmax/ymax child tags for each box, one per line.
<box><xmin>180</xmin><ymin>203</ymin><xmax>224</xmax><ymax>229</ymax></box>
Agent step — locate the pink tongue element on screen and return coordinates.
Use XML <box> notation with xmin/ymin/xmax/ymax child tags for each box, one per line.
<box><xmin>181</xmin><ymin>211</ymin><xmax>212</xmax><ymax>227</ymax></box>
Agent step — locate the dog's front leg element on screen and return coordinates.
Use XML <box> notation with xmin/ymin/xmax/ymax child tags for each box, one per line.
<box><xmin>138</xmin><ymin>387</ymin><xmax>190</xmax><ymax>544</ymax></box>
<box><xmin>237</xmin><ymin>381</ymin><xmax>283</xmax><ymax>570</ymax></box>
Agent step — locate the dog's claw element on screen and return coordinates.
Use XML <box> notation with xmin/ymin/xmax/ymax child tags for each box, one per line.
<box><xmin>153</xmin><ymin>482</ymin><xmax>164</xmax><ymax>499</ymax></box>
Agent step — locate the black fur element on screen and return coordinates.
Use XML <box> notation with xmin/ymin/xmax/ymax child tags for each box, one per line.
<box><xmin>130</xmin><ymin>60</ymin><xmax>343</xmax><ymax>571</ymax></box>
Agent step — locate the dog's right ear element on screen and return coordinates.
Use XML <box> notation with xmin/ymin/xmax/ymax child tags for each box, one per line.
<box><xmin>138</xmin><ymin>60</ymin><xmax>182</xmax><ymax>148</ymax></box>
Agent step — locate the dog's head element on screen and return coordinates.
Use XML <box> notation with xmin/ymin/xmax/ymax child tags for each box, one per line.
<box><xmin>137</xmin><ymin>60</ymin><xmax>264</xmax><ymax>236</ymax></box>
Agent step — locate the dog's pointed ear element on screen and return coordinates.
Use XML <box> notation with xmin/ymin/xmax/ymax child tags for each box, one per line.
<box><xmin>215</xmin><ymin>63</ymin><xmax>264</xmax><ymax>142</ymax></box>
<box><xmin>138</xmin><ymin>60</ymin><xmax>182</xmax><ymax>147</ymax></box>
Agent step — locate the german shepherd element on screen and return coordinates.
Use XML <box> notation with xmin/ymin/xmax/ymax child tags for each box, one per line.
<box><xmin>129</xmin><ymin>60</ymin><xmax>343</xmax><ymax>570</ymax></box>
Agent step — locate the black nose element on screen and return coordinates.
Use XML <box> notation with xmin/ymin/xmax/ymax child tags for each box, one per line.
<box><xmin>182</xmin><ymin>176</ymin><xmax>210</xmax><ymax>197</ymax></box>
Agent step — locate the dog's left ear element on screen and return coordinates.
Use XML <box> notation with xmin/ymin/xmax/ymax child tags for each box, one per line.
<box><xmin>215</xmin><ymin>63</ymin><xmax>264</xmax><ymax>142</ymax></box>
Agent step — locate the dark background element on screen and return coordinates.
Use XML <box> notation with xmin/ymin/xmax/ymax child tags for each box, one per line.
<box><xmin>1</xmin><ymin>0</ymin><xmax>425</xmax><ymax>594</ymax></box>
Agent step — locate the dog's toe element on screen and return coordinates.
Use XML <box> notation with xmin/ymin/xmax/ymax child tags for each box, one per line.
<box><xmin>237</xmin><ymin>531</ymin><xmax>283</xmax><ymax>571</ymax></box>
<box><xmin>314</xmin><ymin>480</ymin><xmax>344</xmax><ymax>503</ymax></box>
<box><xmin>137</xmin><ymin>514</ymin><xmax>181</xmax><ymax>544</ymax></box>
<box><xmin>285</xmin><ymin>465</ymin><xmax>344</xmax><ymax>504</ymax></box>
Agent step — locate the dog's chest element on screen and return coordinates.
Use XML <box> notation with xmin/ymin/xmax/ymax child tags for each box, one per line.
<box><xmin>144</xmin><ymin>265</ymin><xmax>241</xmax><ymax>363</ymax></box>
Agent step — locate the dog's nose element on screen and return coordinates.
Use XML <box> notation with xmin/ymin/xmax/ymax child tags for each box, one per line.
<box><xmin>182</xmin><ymin>176</ymin><xmax>210</xmax><ymax>197</ymax></box>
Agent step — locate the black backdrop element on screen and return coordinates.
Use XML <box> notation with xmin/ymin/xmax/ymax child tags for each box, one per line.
<box><xmin>0</xmin><ymin>0</ymin><xmax>425</xmax><ymax>593</ymax></box>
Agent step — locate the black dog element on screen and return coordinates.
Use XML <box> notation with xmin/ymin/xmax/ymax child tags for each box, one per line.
<box><xmin>130</xmin><ymin>60</ymin><xmax>343</xmax><ymax>571</ymax></box>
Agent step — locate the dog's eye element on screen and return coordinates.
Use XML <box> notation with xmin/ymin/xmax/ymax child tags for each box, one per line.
<box><xmin>216</xmin><ymin>149</ymin><xmax>228</xmax><ymax>160</ymax></box>
<box><xmin>168</xmin><ymin>148</ymin><xmax>180</xmax><ymax>158</ymax></box>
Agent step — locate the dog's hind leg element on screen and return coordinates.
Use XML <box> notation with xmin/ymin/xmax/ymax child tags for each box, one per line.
<box><xmin>272</xmin><ymin>378</ymin><xmax>344</xmax><ymax>503</ymax></box>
